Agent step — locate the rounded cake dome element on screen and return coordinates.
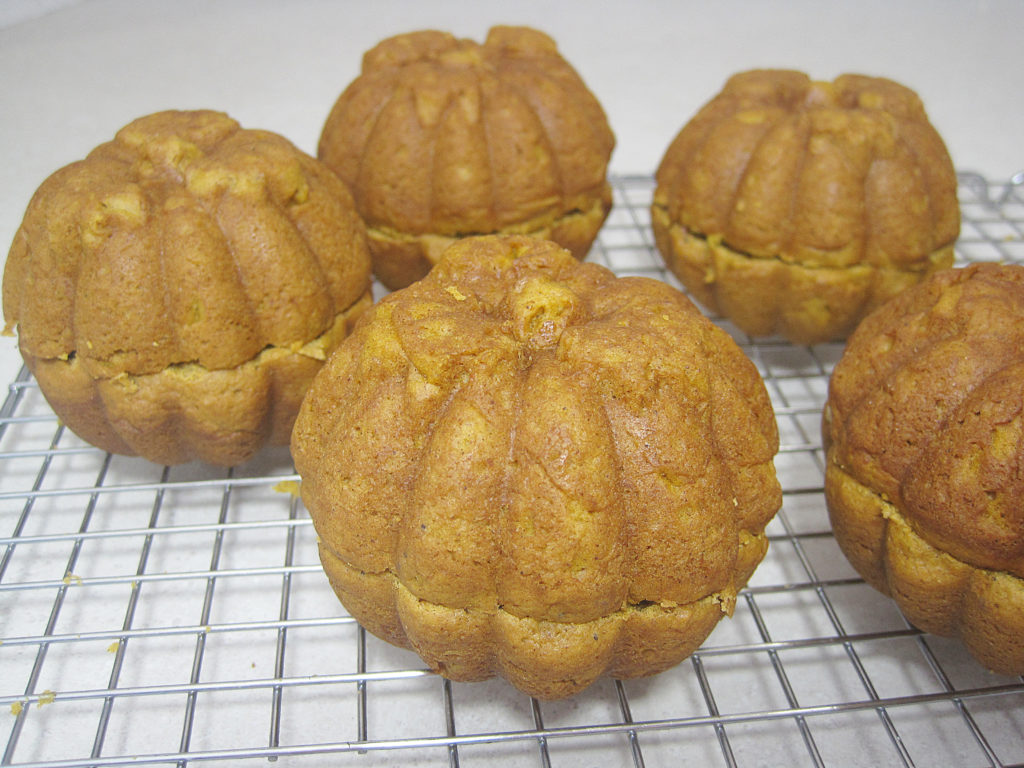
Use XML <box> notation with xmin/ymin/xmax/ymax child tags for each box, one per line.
<box><xmin>317</xmin><ymin>26</ymin><xmax>615</xmax><ymax>290</ymax></box>
<box><xmin>652</xmin><ymin>69</ymin><xmax>960</xmax><ymax>345</ymax></box>
<box><xmin>824</xmin><ymin>263</ymin><xmax>1024</xmax><ymax>675</ymax></box>
<box><xmin>292</xmin><ymin>235</ymin><xmax>782</xmax><ymax>699</ymax></box>
<box><xmin>3</xmin><ymin>110</ymin><xmax>373</xmax><ymax>466</ymax></box>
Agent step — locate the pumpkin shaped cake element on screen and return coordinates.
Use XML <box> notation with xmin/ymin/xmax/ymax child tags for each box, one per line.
<box><xmin>317</xmin><ymin>26</ymin><xmax>615</xmax><ymax>290</ymax></box>
<box><xmin>652</xmin><ymin>69</ymin><xmax>959</xmax><ymax>345</ymax></box>
<box><xmin>292</xmin><ymin>234</ymin><xmax>782</xmax><ymax>699</ymax></box>
<box><xmin>2</xmin><ymin>110</ymin><xmax>373</xmax><ymax>466</ymax></box>
<box><xmin>824</xmin><ymin>263</ymin><xmax>1024</xmax><ymax>675</ymax></box>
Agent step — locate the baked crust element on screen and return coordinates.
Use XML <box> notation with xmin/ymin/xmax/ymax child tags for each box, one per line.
<box><xmin>824</xmin><ymin>263</ymin><xmax>1024</xmax><ymax>675</ymax></box>
<box><xmin>23</xmin><ymin>293</ymin><xmax>370</xmax><ymax>466</ymax></box>
<box><xmin>318</xmin><ymin>26</ymin><xmax>615</xmax><ymax>289</ymax></box>
<box><xmin>292</xmin><ymin>234</ymin><xmax>781</xmax><ymax>698</ymax></box>
<box><xmin>652</xmin><ymin>69</ymin><xmax>959</xmax><ymax>345</ymax></box>
<box><xmin>3</xmin><ymin>110</ymin><xmax>372</xmax><ymax>465</ymax></box>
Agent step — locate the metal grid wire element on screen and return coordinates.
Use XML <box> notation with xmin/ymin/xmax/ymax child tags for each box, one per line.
<box><xmin>1</xmin><ymin>174</ymin><xmax>1023</xmax><ymax>768</ymax></box>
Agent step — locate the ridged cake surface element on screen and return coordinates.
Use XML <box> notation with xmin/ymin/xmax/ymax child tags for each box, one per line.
<box><xmin>318</xmin><ymin>26</ymin><xmax>615</xmax><ymax>289</ymax></box>
<box><xmin>292</xmin><ymin>234</ymin><xmax>781</xmax><ymax>699</ymax></box>
<box><xmin>652</xmin><ymin>69</ymin><xmax>959</xmax><ymax>345</ymax></box>
<box><xmin>824</xmin><ymin>263</ymin><xmax>1024</xmax><ymax>675</ymax></box>
<box><xmin>3</xmin><ymin>110</ymin><xmax>372</xmax><ymax>466</ymax></box>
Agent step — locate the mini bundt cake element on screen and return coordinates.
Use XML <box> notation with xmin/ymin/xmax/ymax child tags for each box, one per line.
<box><xmin>317</xmin><ymin>26</ymin><xmax>615</xmax><ymax>290</ymax></box>
<box><xmin>3</xmin><ymin>110</ymin><xmax>373</xmax><ymax>466</ymax></box>
<box><xmin>824</xmin><ymin>263</ymin><xmax>1024</xmax><ymax>675</ymax></box>
<box><xmin>292</xmin><ymin>234</ymin><xmax>782</xmax><ymax>699</ymax></box>
<box><xmin>652</xmin><ymin>69</ymin><xmax>960</xmax><ymax>345</ymax></box>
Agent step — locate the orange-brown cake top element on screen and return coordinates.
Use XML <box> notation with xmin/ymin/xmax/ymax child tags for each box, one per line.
<box><xmin>292</xmin><ymin>235</ymin><xmax>780</xmax><ymax>625</ymax></box>
<box><xmin>317</xmin><ymin>26</ymin><xmax>615</xmax><ymax>237</ymax></box>
<box><xmin>655</xmin><ymin>69</ymin><xmax>959</xmax><ymax>270</ymax></box>
<box><xmin>3</xmin><ymin>110</ymin><xmax>371</xmax><ymax>377</ymax></box>
<box><xmin>827</xmin><ymin>262</ymin><xmax>1024</xmax><ymax>575</ymax></box>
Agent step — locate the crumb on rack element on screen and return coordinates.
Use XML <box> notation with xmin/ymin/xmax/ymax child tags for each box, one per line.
<box><xmin>274</xmin><ymin>480</ymin><xmax>300</xmax><ymax>497</ymax></box>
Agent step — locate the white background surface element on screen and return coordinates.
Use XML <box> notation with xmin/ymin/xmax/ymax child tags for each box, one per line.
<box><xmin>1</xmin><ymin>0</ymin><xmax>1022</xmax><ymax>412</ymax></box>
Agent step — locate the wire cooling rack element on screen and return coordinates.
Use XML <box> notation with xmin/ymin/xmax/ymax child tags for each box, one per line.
<box><xmin>1</xmin><ymin>174</ymin><xmax>1023</xmax><ymax>768</ymax></box>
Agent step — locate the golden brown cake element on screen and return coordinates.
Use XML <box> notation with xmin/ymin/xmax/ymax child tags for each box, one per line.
<box><xmin>317</xmin><ymin>26</ymin><xmax>615</xmax><ymax>290</ymax></box>
<box><xmin>3</xmin><ymin>110</ymin><xmax>373</xmax><ymax>466</ymax></box>
<box><xmin>292</xmin><ymin>234</ymin><xmax>782</xmax><ymax>699</ymax></box>
<box><xmin>824</xmin><ymin>263</ymin><xmax>1024</xmax><ymax>675</ymax></box>
<box><xmin>652</xmin><ymin>69</ymin><xmax>960</xmax><ymax>345</ymax></box>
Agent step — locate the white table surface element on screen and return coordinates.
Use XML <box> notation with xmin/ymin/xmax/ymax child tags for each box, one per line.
<box><xmin>1</xmin><ymin>0</ymin><xmax>1022</xmax><ymax>386</ymax></box>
